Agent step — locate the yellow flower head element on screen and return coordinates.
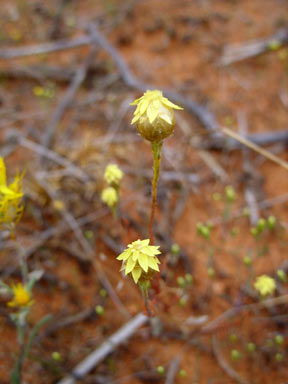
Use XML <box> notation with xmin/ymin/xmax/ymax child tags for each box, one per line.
<box><xmin>0</xmin><ymin>157</ymin><xmax>24</xmax><ymax>230</ymax></box>
<box><xmin>117</xmin><ymin>239</ymin><xmax>161</xmax><ymax>284</ymax></box>
<box><xmin>254</xmin><ymin>275</ymin><xmax>276</xmax><ymax>296</ymax></box>
<box><xmin>7</xmin><ymin>283</ymin><xmax>33</xmax><ymax>308</ymax></box>
<box><xmin>130</xmin><ymin>90</ymin><xmax>183</xmax><ymax>142</ymax></box>
<box><xmin>104</xmin><ymin>164</ymin><xmax>123</xmax><ymax>186</ymax></box>
<box><xmin>101</xmin><ymin>187</ymin><xmax>118</xmax><ymax>208</ymax></box>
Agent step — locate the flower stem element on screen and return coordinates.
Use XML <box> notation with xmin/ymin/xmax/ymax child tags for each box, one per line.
<box><xmin>149</xmin><ymin>141</ymin><xmax>163</xmax><ymax>244</ymax></box>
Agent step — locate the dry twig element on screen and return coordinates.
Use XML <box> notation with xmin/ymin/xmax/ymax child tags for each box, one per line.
<box><xmin>57</xmin><ymin>313</ymin><xmax>148</xmax><ymax>384</ymax></box>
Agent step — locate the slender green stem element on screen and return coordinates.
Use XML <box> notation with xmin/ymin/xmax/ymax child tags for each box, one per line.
<box><xmin>149</xmin><ymin>141</ymin><xmax>163</xmax><ymax>244</ymax></box>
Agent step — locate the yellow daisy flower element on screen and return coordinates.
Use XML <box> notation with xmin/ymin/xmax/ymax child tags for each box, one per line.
<box><xmin>104</xmin><ymin>164</ymin><xmax>123</xmax><ymax>186</ymax></box>
<box><xmin>0</xmin><ymin>157</ymin><xmax>24</xmax><ymax>230</ymax></box>
<box><xmin>117</xmin><ymin>239</ymin><xmax>161</xmax><ymax>284</ymax></box>
<box><xmin>130</xmin><ymin>90</ymin><xmax>183</xmax><ymax>142</ymax></box>
<box><xmin>7</xmin><ymin>283</ymin><xmax>33</xmax><ymax>308</ymax></box>
<box><xmin>254</xmin><ymin>275</ymin><xmax>276</xmax><ymax>297</ymax></box>
<box><xmin>101</xmin><ymin>187</ymin><xmax>118</xmax><ymax>208</ymax></box>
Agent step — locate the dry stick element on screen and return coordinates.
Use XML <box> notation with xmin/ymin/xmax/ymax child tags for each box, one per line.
<box><xmin>212</xmin><ymin>336</ymin><xmax>249</xmax><ymax>384</ymax></box>
<box><xmin>42</xmin><ymin>47</ymin><xmax>98</xmax><ymax>150</ymax></box>
<box><xmin>0</xmin><ymin>35</ymin><xmax>93</xmax><ymax>59</ymax></box>
<box><xmin>201</xmin><ymin>294</ymin><xmax>288</xmax><ymax>335</ymax></box>
<box><xmin>203</xmin><ymin>130</ymin><xmax>288</xmax><ymax>150</ymax></box>
<box><xmin>219</xmin><ymin>28</ymin><xmax>288</xmax><ymax>66</ymax></box>
<box><xmin>222</xmin><ymin>127</ymin><xmax>288</xmax><ymax>172</ymax></box>
<box><xmin>57</xmin><ymin>313</ymin><xmax>148</xmax><ymax>384</ymax></box>
<box><xmin>165</xmin><ymin>355</ymin><xmax>182</xmax><ymax>384</ymax></box>
<box><xmin>237</xmin><ymin>111</ymin><xmax>259</xmax><ymax>225</ymax></box>
<box><xmin>87</xmin><ymin>23</ymin><xmax>217</xmax><ymax>132</ymax></box>
<box><xmin>17</xmin><ymin>134</ymin><xmax>90</xmax><ymax>182</ymax></box>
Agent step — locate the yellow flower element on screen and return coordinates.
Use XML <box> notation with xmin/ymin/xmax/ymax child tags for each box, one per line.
<box><xmin>101</xmin><ymin>187</ymin><xmax>118</xmax><ymax>208</ymax></box>
<box><xmin>7</xmin><ymin>283</ymin><xmax>33</xmax><ymax>308</ymax></box>
<box><xmin>117</xmin><ymin>239</ymin><xmax>161</xmax><ymax>284</ymax></box>
<box><xmin>0</xmin><ymin>157</ymin><xmax>24</xmax><ymax>230</ymax></box>
<box><xmin>254</xmin><ymin>275</ymin><xmax>276</xmax><ymax>296</ymax></box>
<box><xmin>130</xmin><ymin>90</ymin><xmax>183</xmax><ymax>142</ymax></box>
<box><xmin>104</xmin><ymin>164</ymin><xmax>123</xmax><ymax>186</ymax></box>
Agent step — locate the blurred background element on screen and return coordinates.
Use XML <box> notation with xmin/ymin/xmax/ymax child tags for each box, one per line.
<box><xmin>0</xmin><ymin>0</ymin><xmax>288</xmax><ymax>383</ymax></box>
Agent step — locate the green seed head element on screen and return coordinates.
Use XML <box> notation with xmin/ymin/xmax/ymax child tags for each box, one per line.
<box><xmin>250</xmin><ymin>227</ymin><xmax>259</xmax><ymax>237</ymax></box>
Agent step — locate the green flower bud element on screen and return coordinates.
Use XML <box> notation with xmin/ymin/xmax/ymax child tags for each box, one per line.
<box><xmin>246</xmin><ymin>342</ymin><xmax>256</xmax><ymax>353</ymax></box>
<box><xmin>275</xmin><ymin>335</ymin><xmax>284</xmax><ymax>345</ymax></box>
<box><xmin>177</xmin><ymin>276</ymin><xmax>185</xmax><ymax>288</ymax></box>
<box><xmin>171</xmin><ymin>243</ymin><xmax>180</xmax><ymax>255</ymax></box>
<box><xmin>185</xmin><ymin>273</ymin><xmax>193</xmax><ymax>284</ymax></box>
<box><xmin>95</xmin><ymin>305</ymin><xmax>104</xmax><ymax>316</ymax></box>
<box><xmin>230</xmin><ymin>349</ymin><xmax>242</xmax><ymax>361</ymax></box>
<box><xmin>100</xmin><ymin>289</ymin><xmax>108</xmax><ymax>298</ymax></box>
<box><xmin>52</xmin><ymin>351</ymin><xmax>62</xmax><ymax>361</ymax></box>
<box><xmin>179</xmin><ymin>369</ymin><xmax>187</xmax><ymax>378</ymax></box>
<box><xmin>267</xmin><ymin>216</ymin><xmax>276</xmax><ymax>230</ymax></box>
<box><xmin>207</xmin><ymin>267</ymin><xmax>215</xmax><ymax>278</ymax></box>
<box><xmin>257</xmin><ymin>218</ymin><xmax>266</xmax><ymax>232</ymax></box>
<box><xmin>243</xmin><ymin>256</ymin><xmax>252</xmax><ymax>267</ymax></box>
<box><xmin>225</xmin><ymin>186</ymin><xmax>236</xmax><ymax>203</ymax></box>
<box><xmin>275</xmin><ymin>353</ymin><xmax>283</xmax><ymax>362</ymax></box>
<box><xmin>229</xmin><ymin>333</ymin><xmax>238</xmax><ymax>343</ymax></box>
<box><xmin>277</xmin><ymin>269</ymin><xmax>287</xmax><ymax>283</ymax></box>
<box><xmin>157</xmin><ymin>366</ymin><xmax>165</xmax><ymax>375</ymax></box>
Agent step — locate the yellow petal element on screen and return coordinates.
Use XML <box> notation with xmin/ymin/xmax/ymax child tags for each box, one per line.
<box><xmin>132</xmin><ymin>267</ymin><xmax>142</xmax><ymax>283</ymax></box>
<box><xmin>147</xmin><ymin>103</ymin><xmax>158</xmax><ymax>124</ymax></box>
<box><xmin>148</xmin><ymin>257</ymin><xmax>160</xmax><ymax>271</ymax></box>
<box><xmin>162</xmin><ymin>98</ymin><xmax>183</xmax><ymax>110</ymax></box>
<box><xmin>0</xmin><ymin>158</ymin><xmax>7</xmax><ymax>186</ymax></box>
<box><xmin>159</xmin><ymin>114</ymin><xmax>172</xmax><ymax>125</ymax></box>
<box><xmin>138</xmin><ymin>254</ymin><xmax>148</xmax><ymax>272</ymax></box>
<box><xmin>125</xmin><ymin>257</ymin><xmax>136</xmax><ymax>274</ymax></box>
<box><xmin>131</xmin><ymin>115</ymin><xmax>140</xmax><ymax>125</ymax></box>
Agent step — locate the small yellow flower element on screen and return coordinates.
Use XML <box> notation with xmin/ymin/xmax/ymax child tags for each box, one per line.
<box><xmin>101</xmin><ymin>187</ymin><xmax>118</xmax><ymax>208</ymax></box>
<box><xmin>254</xmin><ymin>275</ymin><xmax>276</xmax><ymax>296</ymax></box>
<box><xmin>7</xmin><ymin>283</ymin><xmax>33</xmax><ymax>308</ymax></box>
<box><xmin>0</xmin><ymin>157</ymin><xmax>24</xmax><ymax>230</ymax></box>
<box><xmin>117</xmin><ymin>239</ymin><xmax>161</xmax><ymax>284</ymax></box>
<box><xmin>104</xmin><ymin>164</ymin><xmax>123</xmax><ymax>186</ymax></box>
<box><xmin>130</xmin><ymin>90</ymin><xmax>183</xmax><ymax>142</ymax></box>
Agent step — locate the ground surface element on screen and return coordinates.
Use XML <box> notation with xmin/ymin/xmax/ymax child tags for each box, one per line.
<box><xmin>0</xmin><ymin>0</ymin><xmax>288</xmax><ymax>383</ymax></box>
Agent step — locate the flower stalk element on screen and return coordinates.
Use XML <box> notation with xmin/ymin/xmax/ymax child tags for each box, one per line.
<box><xmin>149</xmin><ymin>141</ymin><xmax>163</xmax><ymax>243</ymax></box>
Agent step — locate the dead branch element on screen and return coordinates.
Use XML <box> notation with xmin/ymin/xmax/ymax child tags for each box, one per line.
<box><xmin>219</xmin><ymin>28</ymin><xmax>288</xmax><ymax>66</ymax></box>
<box><xmin>0</xmin><ymin>35</ymin><xmax>93</xmax><ymax>59</ymax></box>
<box><xmin>42</xmin><ymin>47</ymin><xmax>98</xmax><ymax>150</ymax></box>
<box><xmin>57</xmin><ymin>313</ymin><xmax>148</xmax><ymax>384</ymax></box>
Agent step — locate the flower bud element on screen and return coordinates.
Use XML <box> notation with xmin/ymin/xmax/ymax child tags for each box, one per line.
<box><xmin>130</xmin><ymin>90</ymin><xmax>183</xmax><ymax>142</ymax></box>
